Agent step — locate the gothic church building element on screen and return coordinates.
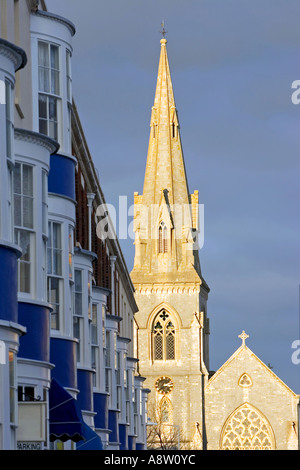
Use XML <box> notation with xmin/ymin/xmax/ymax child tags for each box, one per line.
<box><xmin>131</xmin><ymin>37</ymin><xmax>299</xmax><ymax>450</ymax></box>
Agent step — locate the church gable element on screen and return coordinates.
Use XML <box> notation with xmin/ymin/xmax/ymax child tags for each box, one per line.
<box><xmin>205</xmin><ymin>331</ymin><xmax>299</xmax><ymax>450</ymax></box>
<box><xmin>207</xmin><ymin>334</ymin><xmax>297</xmax><ymax>399</ymax></box>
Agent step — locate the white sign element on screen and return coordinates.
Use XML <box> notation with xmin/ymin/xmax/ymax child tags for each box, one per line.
<box><xmin>17</xmin><ymin>442</ymin><xmax>43</xmax><ymax>451</ymax></box>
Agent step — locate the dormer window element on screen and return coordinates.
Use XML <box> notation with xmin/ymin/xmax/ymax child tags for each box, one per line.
<box><xmin>158</xmin><ymin>221</ymin><xmax>168</xmax><ymax>253</ymax></box>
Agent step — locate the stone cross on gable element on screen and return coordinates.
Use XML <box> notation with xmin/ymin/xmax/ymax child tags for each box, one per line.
<box><xmin>239</xmin><ymin>330</ymin><xmax>249</xmax><ymax>346</ymax></box>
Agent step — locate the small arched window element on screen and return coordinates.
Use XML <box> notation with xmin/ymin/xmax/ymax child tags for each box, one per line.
<box><xmin>153</xmin><ymin>310</ymin><xmax>175</xmax><ymax>360</ymax></box>
<box><xmin>160</xmin><ymin>397</ymin><xmax>172</xmax><ymax>424</ymax></box>
<box><xmin>158</xmin><ymin>222</ymin><xmax>168</xmax><ymax>253</ymax></box>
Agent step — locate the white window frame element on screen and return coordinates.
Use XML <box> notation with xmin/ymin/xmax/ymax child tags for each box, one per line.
<box><xmin>66</xmin><ymin>49</ymin><xmax>72</xmax><ymax>103</ymax></box>
<box><xmin>47</xmin><ymin>221</ymin><xmax>62</xmax><ymax>277</ymax></box>
<box><xmin>38</xmin><ymin>41</ymin><xmax>61</xmax><ymax>142</ymax></box>
<box><xmin>14</xmin><ymin>162</ymin><xmax>35</xmax><ymax>296</ymax></box>
<box><xmin>9</xmin><ymin>350</ymin><xmax>17</xmax><ymax>425</ymax></box>
<box><xmin>5</xmin><ymin>79</ymin><xmax>13</xmax><ymax>160</ymax></box>
<box><xmin>42</xmin><ymin>170</ymin><xmax>48</xmax><ymax>236</ymax></box>
<box><xmin>73</xmin><ymin>269</ymin><xmax>83</xmax><ymax>363</ymax></box>
<box><xmin>68</xmin><ymin>225</ymin><xmax>74</xmax><ymax>280</ymax></box>
<box><xmin>47</xmin><ymin>221</ymin><xmax>63</xmax><ymax>331</ymax></box>
<box><xmin>47</xmin><ymin>276</ymin><xmax>63</xmax><ymax>331</ymax></box>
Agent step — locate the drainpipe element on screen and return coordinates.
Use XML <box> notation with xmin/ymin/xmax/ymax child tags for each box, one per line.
<box><xmin>110</xmin><ymin>256</ymin><xmax>117</xmax><ymax>315</ymax></box>
<box><xmin>87</xmin><ymin>193</ymin><xmax>95</xmax><ymax>252</ymax></box>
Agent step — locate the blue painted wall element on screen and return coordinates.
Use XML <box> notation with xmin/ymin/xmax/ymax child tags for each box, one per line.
<box><xmin>128</xmin><ymin>435</ymin><xmax>136</xmax><ymax>451</ymax></box>
<box><xmin>48</xmin><ymin>153</ymin><xmax>76</xmax><ymax>201</ymax></box>
<box><xmin>93</xmin><ymin>392</ymin><xmax>109</xmax><ymax>430</ymax></box>
<box><xmin>108</xmin><ymin>409</ymin><xmax>120</xmax><ymax>444</ymax></box>
<box><xmin>50</xmin><ymin>337</ymin><xmax>78</xmax><ymax>390</ymax></box>
<box><xmin>119</xmin><ymin>423</ymin><xmax>129</xmax><ymax>450</ymax></box>
<box><xmin>0</xmin><ymin>245</ymin><xmax>19</xmax><ymax>323</ymax></box>
<box><xmin>77</xmin><ymin>368</ymin><xmax>93</xmax><ymax>412</ymax></box>
<box><xmin>18</xmin><ymin>302</ymin><xmax>50</xmax><ymax>362</ymax></box>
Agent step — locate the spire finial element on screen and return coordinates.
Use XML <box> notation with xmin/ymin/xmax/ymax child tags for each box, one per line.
<box><xmin>160</xmin><ymin>21</ymin><xmax>167</xmax><ymax>40</ymax></box>
<box><xmin>238</xmin><ymin>330</ymin><xmax>249</xmax><ymax>346</ymax></box>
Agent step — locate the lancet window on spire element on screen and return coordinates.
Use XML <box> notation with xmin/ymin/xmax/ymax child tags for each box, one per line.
<box><xmin>158</xmin><ymin>222</ymin><xmax>168</xmax><ymax>253</ymax></box>
<box><xmin>152</xmin><ymin>310</ymin><xmax>175</xmax><ymax>361</ymax></box>
<box><xmin>171</xmin><ymin>122</ymin><xmax>176</xmax><ymax>139</ymax></box>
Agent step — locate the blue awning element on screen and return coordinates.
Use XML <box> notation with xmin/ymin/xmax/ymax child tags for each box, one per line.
<box><xmin>49</xmin><ymin>378</ymin><xmax>85</xmax><ymax>443</ymax></box>
<box><xmin>49</xmin><ymin>378</ymin><xmax>103</xmax><ymax>449</ymax></box>
<box><xmin>76</xmin><ymin>422</ymin><xmax>103</xmax><ymax>450</ymax></box>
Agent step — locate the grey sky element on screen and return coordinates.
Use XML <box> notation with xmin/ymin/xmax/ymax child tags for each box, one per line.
<box><xmin>47</xmin><ymin>0</ymin><xmax>300</xmax><ymax>392</ymax></box>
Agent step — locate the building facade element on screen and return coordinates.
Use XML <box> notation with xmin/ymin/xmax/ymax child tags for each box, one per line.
<box><xmin>131</xmin><ymin>37</ymin><xmax>299</xmax><ymax>450</ymax></box>
<box><xmin>0</xmin><ymin>0</ymin><xmax>148</xmax><ymax>451</ymax></box>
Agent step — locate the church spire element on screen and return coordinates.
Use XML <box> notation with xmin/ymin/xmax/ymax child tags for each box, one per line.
<box><xmin>142</xmin><ymin>37</ymin><xmax>190</xmax><ymax>209</ymax></box>
<box><xmin>132</xmin><ymin>36</ymin><xmax>205</xmax><ymax>281</ymax></box>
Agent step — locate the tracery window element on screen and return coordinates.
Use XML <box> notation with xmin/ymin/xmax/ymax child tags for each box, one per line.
<box><xmin>158</xmin><ymin>221</ymin><xmax>168</xmax><ymax>253</ymax></box>
<box><xmin>221</xmin><ymin>404</ymin><xmax>274</xmax><ymax>450</ymax></box>
<box><xmin>238</xmin><ymin>373</ymin><xmax>252</xmax><ymax>388</ymax></box>
<box><xmin>153</xmin><ymin>310</ymin><xmax>175</xmax><ymax>361</ymax></box>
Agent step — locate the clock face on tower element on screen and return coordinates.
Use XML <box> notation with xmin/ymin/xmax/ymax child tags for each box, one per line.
<box><xmin>155</xmin><ymin>376</ymin><xmax>174</xmax><ymax>394</ymax></box>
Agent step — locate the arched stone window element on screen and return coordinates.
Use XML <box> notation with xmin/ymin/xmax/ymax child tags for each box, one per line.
<box><xmin>158</xmin><ymin>222</ymin><xmax>168</xmax><ymax>253</ymax></box>
<box><xmin>220</xmin><ymin>403</ymin><xmax>275</xmax><ymax>450</ymax></box>
<box><xmin>160</xmin><ymin>397</ymin><xmax>172</xmax><ymax>424</ymax></box>
<box><xmin>152</xmin><ymin>310</ymin><xmax>175</xmax><ymax>361</ymax></box>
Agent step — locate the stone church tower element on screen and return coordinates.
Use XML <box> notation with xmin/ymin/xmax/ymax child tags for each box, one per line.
<box><xmin>131</xmin><ymin>37</ymin><xmax>210</xmax><ymax>449</ymax></box>
<box><xmin>131</xmin><ymin>36</ymin><xmax>299</xmax><ymax>451</ymax></box>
